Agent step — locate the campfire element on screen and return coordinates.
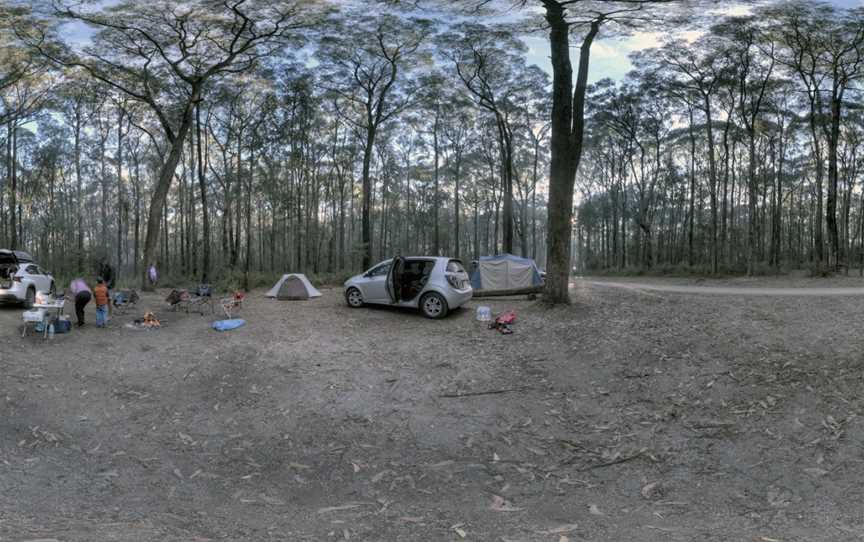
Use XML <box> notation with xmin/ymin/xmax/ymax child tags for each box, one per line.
<box><xmin>141</xmin><ymin>312</ymin><xmax>160</xmax><ymax>328</ymax></box>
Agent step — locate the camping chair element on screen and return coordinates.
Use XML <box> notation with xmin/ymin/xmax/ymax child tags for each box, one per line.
<box><xmin>112</xmin><ymin>289</ymin><xmax>139</xmax><ymax>315</ymax></box>
<box><xmin>188</xmin><ymin>284</ymin><xmax>214</xmax><ymax>316</ymax></box>
<box><xmin>221</xmin><ymin>291</ymin><xmax>245</xmax><ymax>318</ymax></box>
<box><xmin>166</xmin><ymin>289</ymin><xmax>193</xmax><ymax>312</ymax></box>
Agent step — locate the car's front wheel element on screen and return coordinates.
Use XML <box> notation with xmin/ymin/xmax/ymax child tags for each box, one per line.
<box><xmin>345</xmin><ymin>287</ymin><xmax>364</xmax><ymax>308</ymax></box>
<box><xmin>23</xmin><ymin>287</ymin><xmax>35</xmax><ymax>309</ymax></box>
<box><xmin>420</xmin><ymin>292</ymin><xmax>448</xmax><ymax>319</ymax></box>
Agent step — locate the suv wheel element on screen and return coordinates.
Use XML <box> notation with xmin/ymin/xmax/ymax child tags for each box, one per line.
<box><xmin>420</xmin><ymin>292</ymin><xmax>448</xmax><ymax>319</ymax></box>
<box><xmin>24</xmin><ymin>287</ymin><xmax>35</xmax><ymax>309</ymax></box>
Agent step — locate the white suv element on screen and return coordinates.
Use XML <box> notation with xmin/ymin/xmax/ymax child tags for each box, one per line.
<box><xmin>0</xmin><ymin>250</ymin><xmax>55</xmax><ymax>308</ymax></box>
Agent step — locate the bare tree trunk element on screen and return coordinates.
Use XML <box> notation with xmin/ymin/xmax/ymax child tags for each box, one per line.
<box><xmin>141</xmin><ymin>90</ymin><xmax>198</xmax><ymax>291</ymax></box>
<box><xmin>196</xmin><ymin>103</ymin><xmax>210</xmax><ymax>283</ymax></box>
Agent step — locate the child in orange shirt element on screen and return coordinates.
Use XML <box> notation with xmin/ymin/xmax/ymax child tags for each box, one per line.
<box><xmin>93</xmin><ymin>277</ymin><xmax>110</xmax><ymax>328</ymax></box>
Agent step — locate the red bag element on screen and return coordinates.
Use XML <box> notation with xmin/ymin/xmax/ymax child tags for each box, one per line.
<box><xmin>495</xmin><ymin>310</ymin><xmax>516</xmax><ymax>325</ymax></box>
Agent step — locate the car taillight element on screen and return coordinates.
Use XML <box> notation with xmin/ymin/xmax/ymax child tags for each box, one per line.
<box><xmin>13</xmin><ymin>276</ymin><xmax>22</xmax><ymax>282</ymax></box>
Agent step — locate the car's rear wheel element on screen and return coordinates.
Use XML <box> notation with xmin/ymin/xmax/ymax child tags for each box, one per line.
<box><xmin>345</xmin><ymin>287</ymin><xmax>364</xmax><ymax>308</ymax></box>
<box><xmin>420</xmin><ymin>292</ymin><xmax>448</xmax><ymax>319</ymax></box>
<box><xmin>23</xmin><ymin>287</ymin><xmax>35</xmax><ymax>309</ymax></box>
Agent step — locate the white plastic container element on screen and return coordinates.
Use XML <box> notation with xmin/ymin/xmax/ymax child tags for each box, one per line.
<box><xmin>476</xmin><ymin>306</ymin><xmax>492</xmax><ymax>322</ymax></box>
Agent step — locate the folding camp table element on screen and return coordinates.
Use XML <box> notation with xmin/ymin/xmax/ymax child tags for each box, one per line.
<box><xmin>27</xmin><ymin>300</ymin><xmax>65</xmax><ymax>339</ymax></box>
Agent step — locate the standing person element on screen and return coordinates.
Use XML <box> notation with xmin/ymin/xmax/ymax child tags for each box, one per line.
<box><xmin>98</xmin><ymin>259</ymin><xmax>115</xmax><ymax>317</ymax></box>
<box><xmin>93</xmin><ymin>278</ymin><xmax>110</xmax><ymax>328</ymax></box>
<box><xmin>67</xmin><ymin>278</ymin><xmax>92</xmax><ymax>327</ymax></box>
<box><xmin>148</xmin><ymin>264</ymin><xmax>158</xmax><ymax>287</ymax></box>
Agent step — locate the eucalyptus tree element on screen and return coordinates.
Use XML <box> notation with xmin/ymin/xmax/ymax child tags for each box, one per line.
<box><xmin>442</xmin><ymin>22</ymin><xmax>542</xmax><ymax>256</ymax></box>
<box><xmin>33</xmin><ymin>0</ymin><xmax>326</xmax><ymax>289</ymax></box>
<box><xmin>414</xmin><ymin>0</ymin><xmax>728</xmax><ymax>302</ymax></box>
<box><xmin>319</xmin><ymin>11</ymin><xmax>431</xmax><ymax>269</ymax></box>
<box><xmin>766</xmin><ymin>1</ymin><xmax>864</xmax><ymax>270</ymax></box>
<box><xmin>635</xmin><ymin>37</ymin><xmax>730</xmax><ymax>272</ymax></box>
<box><xmin>713</xmin><ymin>16</ymin><xmax>776</xmax><ymax>275</ymax></box>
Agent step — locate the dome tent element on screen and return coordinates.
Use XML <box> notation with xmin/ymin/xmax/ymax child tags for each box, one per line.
<box><xmin>265</xmin><ymin>274</ymin><xmax>322</xmax><ymax>300</ymax></box>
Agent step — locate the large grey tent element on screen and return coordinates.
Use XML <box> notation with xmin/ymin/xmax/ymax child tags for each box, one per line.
<box><xmin>470</xmin><ymin>254</ymin><xmax>544</xmax><ymax>292</ymax></box>
<box><xmin>265</xmin><ymin>274</ymin><xmax>322</xmax><ymax>300</ymax></box>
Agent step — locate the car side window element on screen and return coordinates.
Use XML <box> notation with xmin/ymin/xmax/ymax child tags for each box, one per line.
<box><xmin>368</xmin><ymin>262</ymin><xmax>391</xmax><ymax>277</ymax></box>
<box><xmin>25</xmin><ymin>264</ymin><xmax>39</xmax><ymax>275</ymax></box>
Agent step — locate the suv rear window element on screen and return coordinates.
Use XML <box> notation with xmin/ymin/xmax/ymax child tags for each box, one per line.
<box><xmin>447</xmin><ymin>260</ymin><xmax>466</xmax><ymax>273</ymax></box>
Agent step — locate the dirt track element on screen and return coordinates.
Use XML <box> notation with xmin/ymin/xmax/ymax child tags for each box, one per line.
<box><xmin>1</xmin><ymin>282</ymin><xmax>863</xmax><ymax>541</ymax></box>
<box><xmin>585</xmin><ymin>279</ymin><xmax>864</xmax><ymax>296</ymax></box>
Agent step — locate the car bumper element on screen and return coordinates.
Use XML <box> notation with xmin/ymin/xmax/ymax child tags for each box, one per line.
<box><xmin>443</xmin><ymin>288</ymin><xmax>473</xmax><ymax>308</ymax></box>
<box><xmin>0</xmin><ymin>289</ymin><xmax>24</xmax><ymax>303</ymax></box>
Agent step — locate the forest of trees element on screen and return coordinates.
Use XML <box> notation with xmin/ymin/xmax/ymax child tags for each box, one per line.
<box><xmin>1</xmin><ymin>0</ymin><xmax>861</xmax><ymax>301</ymax></box>
<box><xmin>574</xmin><ymin>2</ymin><xmax>864</xmax><ymax>275</ymax></box>
<box><xmin>0</xmin><ymin>0</ymin><xmax>558</xmax><ymax>291</ymax></box>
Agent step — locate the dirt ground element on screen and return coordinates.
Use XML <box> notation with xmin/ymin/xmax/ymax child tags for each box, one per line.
<box><xmin>1</xmin><ymin>280</ymin><xmax>863</xmax><ymax>541</ymax></box>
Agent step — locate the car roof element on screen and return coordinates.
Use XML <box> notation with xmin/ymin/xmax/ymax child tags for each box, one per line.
<box><xmin>372</xmin><ymin>256</ymin><xmax>461</xmax><ymax>266</ymax></box>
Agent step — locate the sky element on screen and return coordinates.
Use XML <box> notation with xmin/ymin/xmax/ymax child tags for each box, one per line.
<box><xmin>44</xmin><ymin>0</ymin><xmax>864</xmax><ymax>85</ymax></box>
<box><xmin>523</xmin><ymin>0</ymin><xmax>864</xmax><ymax>84</ymax></box>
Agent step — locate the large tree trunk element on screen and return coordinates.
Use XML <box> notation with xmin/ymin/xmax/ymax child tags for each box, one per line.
<box><xmin>361</xmin><ymin>124</ymin><xmax>376</xmax><ymax>269</ymax></box>
<box><xmin>7</xmin><ymin>120</ymin><xmax>16</xmax><ymax>250</ymax></box>
<box><xmin>687</xmin><ymin>108</ymin><xmax>696</xmax><ymax>267</ymax></box>
<box><xmin>74</xmin><ymin>107</ymin><xmax>84</xmax><ymax>273</ymax></box>
<box><xmin>196</xmin><ymin>103</ymin><xmax>210</xmax><ymax>283</ymax></box>
<box><xmin>141</xmin><ymin>93</ymin><xmax>198</xmax><ymax>291</ymax></box>
<box><xmin>704</xmin><ymin>97</ymin><xmax>718</xmax><ymax>274</ymax></box>
<box><xmin>809</xmin><ymin>106</ymin><xmax>825</xmax><ymax>265</ymax></box>
<box><xmin>117</xmin><ymin>107</ymin><xmax>125</xmax><ymax>272</ymax></box>
<box><xmin>543</xmin><ymin>3</ymin><xmax>599</xmax><ymax>303</ymax></box>
<box><xmin>433</xmin><ymin>111</ymin><xmax>440</xmax><ymax>255</ymax></box>
<box><xmin>826</xmin><ymin>94</ymin><xmax>842</xmax><ymax>269</ymax></box>
<box><xmin>747</xmin><ymin>130</ymin><xmax>758</xmax><ymax>276</ymax></box>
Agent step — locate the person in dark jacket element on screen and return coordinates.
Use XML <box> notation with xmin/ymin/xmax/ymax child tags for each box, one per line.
<box><xmin>97</xmin><ymin>259</ymin><xmax>115</xmax><ymax>316</ymax></box>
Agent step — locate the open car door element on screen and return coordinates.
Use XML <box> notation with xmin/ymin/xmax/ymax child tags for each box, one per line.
<box><xmin>385</xmin><ymin>256</ymin><xmax>405</xmax><ymax>304</ymax></box>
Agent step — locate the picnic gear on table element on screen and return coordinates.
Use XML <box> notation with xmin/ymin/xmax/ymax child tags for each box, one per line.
<box><xmin>23</xmin><ymin>296</ymin><xmax>67</xmax><ymax>338</ymax></box>
<box><xmin>489</xmin><ymin>309</ymin><xmax>516</xmax><ymax>335</ymax></box>
<box><xmin>68</xmin><ymin>278</ymin><xmax>92</xmax><ymax>326</ymax></box>
<box><xmin>212</xmin><ymin>318</ymin><xmax>246</xmax><ymax>331</ymax></box>
<box><xmin>220</xmin><ymin>291</ymin><xmax>245</xmax><ymax>318</ymax></box>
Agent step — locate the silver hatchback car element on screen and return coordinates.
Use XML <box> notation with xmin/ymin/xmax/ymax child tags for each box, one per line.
<box><xmin>344</xmin><ymin>256</ymin><xmax>472</xmax><ymax>318</ymax></box>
